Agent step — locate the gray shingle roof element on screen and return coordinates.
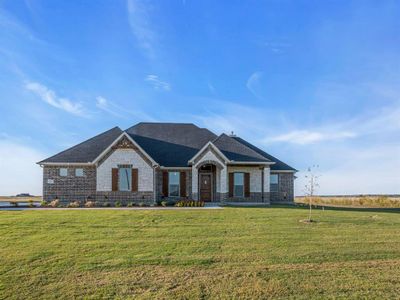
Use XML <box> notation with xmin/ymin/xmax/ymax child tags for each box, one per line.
<box><xmin>39</xmin><ymin>122</ymin><xmax>295</xmax><ymax>171</ymax></box>
<box><xmin>213</xmin><ymin>134</ymin><xmax>270</xmax><ymax>162</ymax></box>
<box><xmin>126</xmin><ymin>122</ymin><xmax>217</xmax><ymax>148</ymax></box>
<box><xmin>38</xmin><ymin>127</ymin><xmax>123</xmax><ymax>164</ymax></box>
<box><xmin>232</xmin><ymin>136</ymin><xmax>297</xmax><ymax>171</ymax></box>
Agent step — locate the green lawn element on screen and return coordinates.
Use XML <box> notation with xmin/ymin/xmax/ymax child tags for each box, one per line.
<box><xmin>1</xmin><ymin>207</ymin><xmax>400</xmax><ymax>299</ymax></box>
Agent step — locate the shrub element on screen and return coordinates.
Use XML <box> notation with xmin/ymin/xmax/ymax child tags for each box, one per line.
<box><xmin>28</xmin><ymin>199</ymin><xmax>35</xmax><ymax>208</ymax></box>
<box><xmin>161</xmin><ymin>201</ymin><xmax>168</xmax><ymax>207</ymax></box>
<box><xmin>85</xmin><ymin>201</ymin><xmax>96</xmax><ymax>208</ymax></box>
<box><xmin>127</xmin><ymin>202</ymin><xmax>134</xmax><ymax>207</ymax></box>
<box><xmin>95</xmin><ymin>201</ymin><xmax>102</xmax><ymax>207</ymax></box>
<box><xmin>175</xmin><ymin>200</ymin><xmax>205</xmax><ymax>207</ymax></box>
<box><xmin>138</xmin><ymin>202</ymin><xmax>148</xmax><ymax>207</ymax></box>
<box><xmin>103</xmin><ymin>202</ymin><xmax>111</xmax><ymax>207</ymax></box>
<box><xmin>40</xmin><ymin>200</ymin><xmax>47</xmax><ymax>207</ymax></box>
<box><xmin>49</xmin><ymin>199</ymin><xmax>60</xmax><ymax>208</ymax></box>
<box><xmin>10</xmin><ymin>201</ymin><xmax>18</xmax><ymax>207</ymax></box>
<box><xmin>67</xmin><ymin>201</ymin><xmax>80</xmax><ymax>208</ymax></box>
<box><xmin>115</xmin><ymin>201</ymin><xmax>122</xmax><ymax>208</ymax></box>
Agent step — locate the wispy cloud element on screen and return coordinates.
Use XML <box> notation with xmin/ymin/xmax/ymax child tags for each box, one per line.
<box><xmin>145</xmin><ymin>74</ymin><xmax>170</xmax><ymax>91</ymax></box>
<box><xmin>263</xmin><ymin>41</ymin><xmax>292</xmax><ymax>53</ymax></box>
<box><xmin>127</xmin><ymin>0</ymin><xmax>156</xmax><ymax>59</ymax></box>
<box><xmin>96</xmin><ymin>95</ymin><xmax>157</xmax><ymax>121</ymax></box>
<box><xmin>25</xmin><ymin>81</ymin><xmax>86</xmax><ymax>116</ymax></box>
<box><xmin>246</xmin><ymin>71</ymin><xmax>263</xmax><ymax>99</ymax></box>
<box><xmin>268</xmin><ymin>130</ymin><xmax>356</xmax><ymax>145</ymax></box>
<box><xmin>95</xmin><ymin>96</ymin><xmax>124</xmax><ymax>118</ymax></box>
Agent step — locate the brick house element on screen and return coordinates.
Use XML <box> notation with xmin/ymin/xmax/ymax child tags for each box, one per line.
<box><xmin>38</xmin><ymin>123</ymin><xmax>296</xmax><ymax>205</ymax></box>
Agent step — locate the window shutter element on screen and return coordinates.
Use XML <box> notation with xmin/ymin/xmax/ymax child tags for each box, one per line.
<box><xmin>229</xmin><ymin>173</ymin><xmax>234</xmax><ymax>197</ymax></box>
<box><xmin>180</xmin><ymin>171</ymin><xmax>186</xmax><ymax>197</ymax></box>
<box><xmin>244</xmin><ymin>172</ymin><xmax>250</xmax><ymax>197</ymax></box>
<box><xmin>132</xmin><ymin>168</ymin><xmax>138</xmax><ymax>192</ymax></box>
<box><xmin>112</xmin><ymin>168</ymin><xmax>118</xmax><ymax>191</ymax></box>
<box><xmin>162</xmin><ymin>171</ymin><xmax>169</xmax><ymax>197</ymax></box>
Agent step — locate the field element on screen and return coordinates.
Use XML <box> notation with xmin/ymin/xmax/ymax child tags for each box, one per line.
<box><xmin>296</xmin><ymin>195</ymin><xmax>400</xmax><ymax>208</ymax></box>
<box><xmin>1</xmin><ymin>206</ymin><xmax>400</xmax><ymax>299</ymax></box>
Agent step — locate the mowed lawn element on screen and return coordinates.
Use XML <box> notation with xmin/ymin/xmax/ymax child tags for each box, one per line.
<box><xmin>1</xmin><ymin>207</ymin><xmax>400</xmax><ymax>299</ymax></box>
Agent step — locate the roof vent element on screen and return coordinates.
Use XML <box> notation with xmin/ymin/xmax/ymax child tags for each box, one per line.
<box><xmin>229</xmin><ymin>131</ymin><xmax>236</xmax><ymax>137</ymax></box>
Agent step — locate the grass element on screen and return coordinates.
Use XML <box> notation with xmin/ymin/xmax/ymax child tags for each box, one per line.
<box><xmin>296</xmin><ymin>195</ymin><xmax>400</xmax><ymax>208</ymax></box>
<box><xmin>1</xmin><ymin>206</ymin><xmax>400</xmax><ymax>299</ymax></box>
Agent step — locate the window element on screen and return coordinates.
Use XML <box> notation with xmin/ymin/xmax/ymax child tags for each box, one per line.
<box><xmin>59</xmin><ymin>168</ymin><xmax>68</xmax><ymax>176</ymax></box>
<box><xmin>75</xmin><ymin>168</ymin><xmax>84</xmax><ymax>177</ymax></box>
<box><xmin>119</xmin><ymin>167</ymin><xmax>132</xmax><ymax>191</ymax></box>
<box><xmin>234</xmin><ymin>172</ymin><xmax>244</xmax><ymax>197</ymax></box>
<box><xmin>270</xmin><ymin>174</ymin><xmax>279</xmax><ymax>192</ymax></box>
<box><xmin>168</xmin><ymin>172</ymin><xmax>180</xmax><ymax>197</ymax></box>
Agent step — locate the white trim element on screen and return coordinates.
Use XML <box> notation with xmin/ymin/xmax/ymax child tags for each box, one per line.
<box><xmin>38</xmin><ymin>162</ymin><xmax>93</xmax><ymax>166</ymax></box>
<box><xmin>93</xmin><ymin>132</ymin><xmax>158</xmax><ymax>167</ymax></box>
<box><xmin>270</xmin><ymin>170</ymin><xmax>296</xmax><ymax>173</ymax></box>
<box><xmin>228</xmin><ymin>161</ymin><xmax>275</xmax><ymax>165</ymax></box>
<box><xmin>159</xmin><ymin>166</ymin><xmax>191</xmax><ymax>170</ymax></box>
<box><xmin>188</xmin><ymin>141</ymin><xmax>229</xmax><ymax>164</ymax></box>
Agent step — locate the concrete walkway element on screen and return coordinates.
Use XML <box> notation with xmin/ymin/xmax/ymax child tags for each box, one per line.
<box><xmin>0</xmin><ymin>206</ymin><xmax>223</xmax><ymax>211</ymax></box>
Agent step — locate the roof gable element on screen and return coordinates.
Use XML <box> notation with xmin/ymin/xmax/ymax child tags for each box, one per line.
<box><xmin>38</xmin><ymin>127</ymin><xmax>123</xmax><ymax>164</ymax></box>
<box><xmin>213</xmin><ymin>134</ymin><xmax>270</xmax><ymax>162</ymax></box>
<box><xmin>232</xmin><ymin>136</ymin><xmax>297</xmax><ymax>171</ymax></box>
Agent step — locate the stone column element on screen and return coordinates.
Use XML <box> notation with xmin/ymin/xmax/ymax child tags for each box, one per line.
<box><xmin>219</xmin><ymin>166</ymin><xmax>228</xmax><ymax>202</ymax></box>
<box><xmin>263</xmin><ymin>167</ymin><xmax>271</xmax><ymax>204</ymax></box>
<box><xmin>192</xmin><ymin>166</ymin><xmax>198</xmax><ymax>200</ymax></box>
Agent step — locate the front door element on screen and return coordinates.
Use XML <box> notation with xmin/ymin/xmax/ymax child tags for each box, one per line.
<box><xmin>200</xmin><ymin>173</ymin><xmax>212</xmax><ymax>202</ymax></box>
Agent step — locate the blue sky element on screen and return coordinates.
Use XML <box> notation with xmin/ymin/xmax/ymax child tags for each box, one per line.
<box><xmin>1</xmin><ymin>0</ymin><xmax>399</xmax><ymax>195</ymax></box>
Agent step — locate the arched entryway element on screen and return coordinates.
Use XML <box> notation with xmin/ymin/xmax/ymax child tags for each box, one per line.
<box><xmin>196</xmin><ymin>159</ymin><xmax>225</xmax><ymax>202</ymax></box>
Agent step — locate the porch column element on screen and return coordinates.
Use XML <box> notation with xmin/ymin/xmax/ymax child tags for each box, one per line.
<box><xmin>219</xmin><ymin>166</ymin><xmax>228</xmax><ymax>202</ymax></box>
<box><xmin>192</xmin><ymin>166</ymin><xmax>198</xmax><ymax>200</ymax></box>
<box><xmin>263</xmin><ymin>167</ymin><xmax>270</xmax><ymax>203</ymax></box>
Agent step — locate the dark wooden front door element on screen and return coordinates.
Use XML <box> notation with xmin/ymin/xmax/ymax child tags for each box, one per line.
<box><xmin>200</xmin><ymin>174</ymin><xmax>212</xmax><ymax>202</ymax></box>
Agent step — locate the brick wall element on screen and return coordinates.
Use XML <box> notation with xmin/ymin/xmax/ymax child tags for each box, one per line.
<box><xmin>270</xmin><ymin>173</ymin><xmax>294</xmax><ymax>203</ymax></box>
<box><xmin>155</xmin><ymin>169</ymin><xmax>192</xmax><ymax>201</ymax></box>
<box><xmin>43</xmin><ymin>165</ymin><xmax>96</xmax><ymax>202</ymax></box>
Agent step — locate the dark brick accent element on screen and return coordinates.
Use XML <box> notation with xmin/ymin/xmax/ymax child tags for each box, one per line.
<box><xmin>155</xmin><ymin>169</ymin><xmax>192</xmax><ymax>201</ymax></box>
<box><xmin>223</xmin><ymin>192</ymin><xmax>269</xmax><ymax>203</ymax></box>
<box><xmin>43</xmin><ymin>165</ymin><xmax>96</xmax><ymax>202</ymax></box>
<box><xmin>270</xmin><ymin>173</ymin><xmax>294</xmax><ymax>203</ymax></box>
<box><xmin>95</xmin><ymin>191</ymin><xmax>154</xmax><ymax>205</ymax></box>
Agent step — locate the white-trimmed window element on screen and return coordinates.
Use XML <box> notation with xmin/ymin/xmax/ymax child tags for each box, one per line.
<box><xmin>75</xmin><ymin>168</ymin><xmax>84</xmax><ymax>177</ymax></box>
<box><xmin>168</xmin><ymin>172</ymin><xmax>180</xmax><ymax>197</ymax></box>
<box><xmin>270</xmin><ymin>174</ymin><xmax>279</xmax><ymax>192</ymax></box>
<box><xmin>234</xmin><ymin>172</ymin><xmax>244</xmax><ymax>197</ymax></box>
<box><xmin>119</xmin><ymin>167</ymin><xmax>132</xmax><ymax>191</ymax></box>
<box><xmin>59</xmin><ymin>168</ymin><xmax>68</xmax><ymax>177</ymax></box>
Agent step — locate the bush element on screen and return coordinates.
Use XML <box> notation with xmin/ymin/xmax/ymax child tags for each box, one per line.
<box><xmin>9</xmin><ymin>201</ymin><xmax>18</xmax><ymax>207</ymax></box>
<box><xmin>127</xmin><ymin>202</ymin><xmax>134</xmax><ymax>207</ymax></box>
<box><xmin>175</xmin><ymin>200</ymin><xmax>205</xmax><ymax>207</ymax></box>
<box><xmin>85</xmin><ymin>201</ymin><xmax>96</xmax><ymax>208</ymax></box>
<box><xmin>67</xmin><ymin>201</ymin><xmax>80</xmax><ymax>208</ymax></box>
<box><xmin>161</xmin><ymin>201</ymin><xmax>168</xmax><ymax>207</ymax></box>
<box><xmin>138</xmin><ymin>202</ymin><xmax>148</xmax><ymax>207</ymax></box>
<box><xmin>115</xmin><ymin>201</ymin><xmax>122</xmax><ymax>208</ymax></box>
<box><xmin>103</xmin><ymin>202</ymin><xmax>111</xmax><ymax>207</ymax></box>
<box><xmin>49</xmin><ymin>199</ymin><xmax>60</xmax><ymax>208</ymax></box>
<box><xmin>40</xmin><ymin>200</ymin><xmax>47</xmax><ymax>207</ymax></box>
<box><xmin>28</xmin><ymin>199</ymin><xmax>35</xmax><ymax>208</ymax></box>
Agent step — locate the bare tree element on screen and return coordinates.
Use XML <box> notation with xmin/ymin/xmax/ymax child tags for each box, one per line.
<box><xmin>304</xmin><ymin>165</ymin><xmax>320</xmax><ymax>222</ymax></box>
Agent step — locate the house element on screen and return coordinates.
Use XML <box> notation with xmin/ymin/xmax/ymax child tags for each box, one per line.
<box><xmin>38</xmin><ymin>123</ymin><xmax>296</xmax><ymax>205</ymax></box>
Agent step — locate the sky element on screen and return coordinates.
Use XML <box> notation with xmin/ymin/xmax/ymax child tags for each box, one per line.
<box><xmin>0</xmin><ymin>0</ymin><xmax>399</xmax><ymax>196</ymax></box>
